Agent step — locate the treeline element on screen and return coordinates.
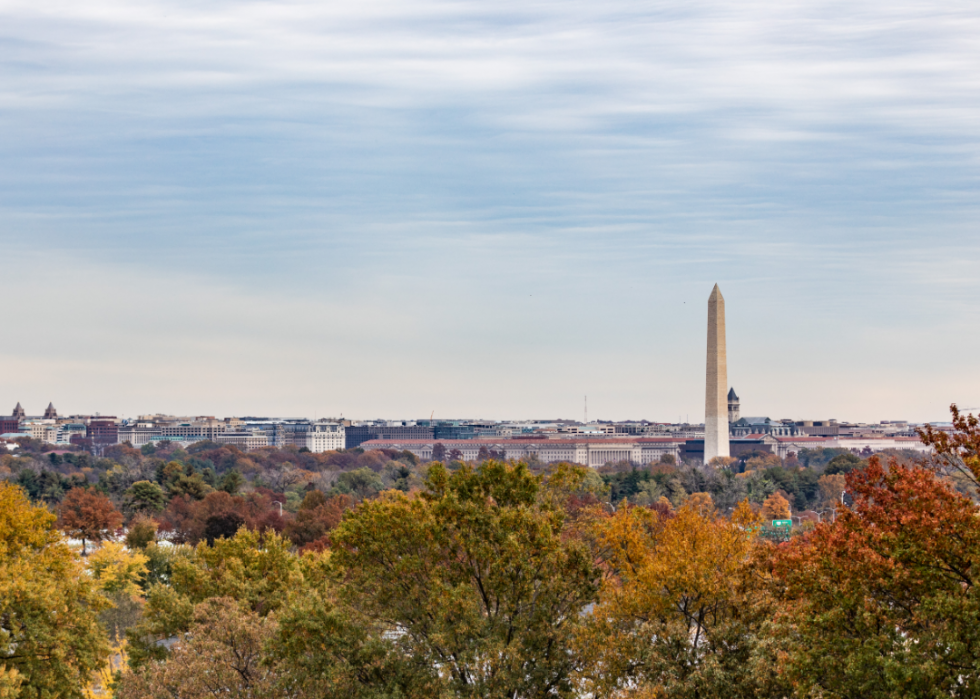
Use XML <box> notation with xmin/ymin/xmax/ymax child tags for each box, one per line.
<box><xmin>2</xmin><ymin>434</ymin><xmax>918</xmax><ymax>546</ymax></box>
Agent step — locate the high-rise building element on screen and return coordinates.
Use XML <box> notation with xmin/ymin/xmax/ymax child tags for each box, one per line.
<box><xmin>704</xmin><ymin>284</ymin><xmax>730</xmax><ymax>463</ymax></box>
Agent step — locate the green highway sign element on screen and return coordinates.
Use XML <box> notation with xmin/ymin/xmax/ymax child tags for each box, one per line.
<box><xmin>771</xmin><ymin>519</ymin><xmax>792</xmax><ymax>528</ymax></box>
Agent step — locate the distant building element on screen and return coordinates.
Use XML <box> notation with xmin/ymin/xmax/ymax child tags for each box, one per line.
<box><xmin>11</xmin><ymin>403</ymin><xmax>24</xmax><ymax>419</ymax></box>
<box><xmin>216</xmin><ymin>432</ymin><xmax>270</xmax><ymax>451</ymax></box>
<box><xmin>58</xmin><ymin>423</ymin><xmax>87</xmax><ymax>444</ymax></box>
<box><xmin>0</xmin><ymin>417</ymin><xmax>19</xmax><ymax>436</ymax></box>
<box><xmin>346</xmin><ymin>425</ymin><xmax>435</xmax><ymax>449</ymax></box>
<box><xmin>731</xmin><ymin>417</ymin><xmax>800</xmax><ymax>437</ymax></box>
<box><xmin>277</xmin><ymin>421</ymin><xmax>345</xmax><ymax>452</ymax></box>
<box><xmin>160</xmin><ymin>422</ymin><xmax>227</xmax><ymax>442</ymax></box>
<box><xmin>117</xmin><ymin>422</ymin><xmax>162</xmax><ymax>447</ymax></box>
<box><xmin>22</xmin><ymin>422</ymin><xmax>52</xmax><ymax>441</ymax></box>
<box><xmin>728</xmin><ymin>388</ymin><xmax>740</xmax><ymax>423</ymax></box>
<box><xmin>43</xmin><ymin>402</ymin><xmax>57</xmax><ymax>419</ymax></box>
<box><xmin>360</xmin><ymin>437</ymin><xmax>684</xmax><ymax>467</ymax></box>
<box><xmin>87</xmin><ymin>418</ymin><xmax>119</xmax><ymax>452</ymax></box>
<box><xmin>794</xmin><ymin>420</ymin><xmax>839</xmax><ymax>436</ymax></box>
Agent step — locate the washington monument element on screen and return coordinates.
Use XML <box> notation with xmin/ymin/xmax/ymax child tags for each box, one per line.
<box><xmin>705</xmin><ymin>284</ymin><xmax>730</xmax><ymax>463</ymax></box>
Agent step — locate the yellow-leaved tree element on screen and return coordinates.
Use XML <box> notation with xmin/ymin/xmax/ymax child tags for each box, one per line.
<box><xmin>575</xmin><ymin>500</ymin><xmax>788</xmax><ymax>699</ymax></box>
<box><xmin>0</xmin><ymin>482</ymin><xmax>111</xmax><ymax>699</ymax></box>
<box><xmin>88</xmin><ymin>542</ymin><xmax>149</xmax><ymax>599</ymax></box>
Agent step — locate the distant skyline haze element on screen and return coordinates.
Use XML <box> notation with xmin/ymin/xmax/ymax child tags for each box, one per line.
<box><xmin>1</xmin><ymin>0</ymin><xmax>978</xmax><ymax>423</ymax></box>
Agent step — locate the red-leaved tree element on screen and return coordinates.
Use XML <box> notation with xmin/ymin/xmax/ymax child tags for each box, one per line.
<box><xmin>770</xmin><ymin>455</ymin><xmax>980</xmax><ymax>697</ymax></box>
<box><xmin>57</xmin><ymin>488</ymin><xmax>123</xmax><ymax>555</ymax></box>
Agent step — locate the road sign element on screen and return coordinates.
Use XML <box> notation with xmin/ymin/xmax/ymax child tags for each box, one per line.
<box><xmin>771</xmin><ymin>519</ymin><xmax>792</xmax><ymax>528</ymax></box>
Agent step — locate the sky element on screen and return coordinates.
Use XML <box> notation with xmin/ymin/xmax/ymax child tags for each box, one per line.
<box><xmin>1</xmin><ymin>0</ymin><xmax>979</xmax><ymax>423</ymax></box>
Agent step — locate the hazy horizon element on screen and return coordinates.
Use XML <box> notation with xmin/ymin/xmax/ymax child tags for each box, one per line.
<box><xmin>2</xmin><ymin>0</ymin><xmax>978</xmax><ymax>423</ymax></box>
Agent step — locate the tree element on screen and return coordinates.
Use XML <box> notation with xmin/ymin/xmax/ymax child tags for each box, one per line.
<box><xmin>431</xmin><ymin>443</ymin><xmax>446</xmax><ymax>461</ymax></box>
<box><xmin>218</xmin><ymin>469</ymin><xmax>244</xmax><ymax>495</ymax></box>
<box><xmin>203</xmin><ymin>511</ymin><xmax>245</xmax><ymax>545</ymax></box>
<box><xmin>158</xmin><ymin>491</ymin><xmax>242</xmax><ymax>545</ymax></box>
<box><xmin>128</xmin><ymin>528</ymin><xmax>309</xmax><ymax>667</ymax></box>
<box><xmin>124</xmin><ymin>480</ymin><xmax>166</xmax><ymax>514</ymax></box>
<box><xmin>921</xmin><ymin>403</ymin><xmax>980</xmax><ymax>490</ymax></box>
<box><xmin>817</xmin><ymin>473</ymin><xmax>846</xmax><ymax>508</ymax></box>
<box><xmin>687</xmin><ymin>491</ymin><xmax>714</xmax><ymax>515</ymax></box>
<box><xmin>0</xmin><ymin>667</ymin><xmax>23</xmax><ymax>699</ymax></box>
<box><xmin>118</xmin><ymin>598</ymin><xmax>282</xmax><ymax>699</ymax></box>
<box><xmin>274</xmin><ymin>575</ymin><xmax>442</xmax><ymax>699</ymax></box>
<box><xmin>761</xmin><ymin>491</ymin><xmax>790</xmax><ymax>520</ymax></box>
<box><xmin>285</xmin><ymin>494</ymin><xmax>351</xmax><ymax>550</ymax></box>
<box><xmin>707</xmin><ymin>456</ymin><xmax>737</xmax><ymax>469</ymax></box>
<box><xmin>771</xmin><ymin>456</ymin><xmax>980</xmax><ymax>697</ymax></box>
<box><xmin>0</xmin><ymin>482</ymin><xmax>111</xmax><ymax>698</ymax></box>
<box><xmin>331</xmin><ymin>468</ymin><xmax>383</xmax><ymax>500</ymax></box>
<box><xmin>331</xmin><ymin>461</ymin><xmax>599</xmax><ymax>698</ymax></box>
<box><xmin>575</xmin><ymin>501</ymin><xmax>784</xmax><ymax>699</ymax></box>
<box><xmin>125</xmin><ymin>516</ymin><xmax>158</xmax><ymax>549</ymax></box>
<box><xmin>58</xmin><ymin>487</ymin><xmax>123</xmax><ymax>555</ymax></box>
<box><xmin>88</xmin><ymin>541</ymin><xmax>149</xmax><ymax>598</ymax></box>
<box><xmin>825</xmin><ymin>452</ymin><xmax>862</xmax><ymax>474</ymax></box>
<box><xmin>167</xmin><ymin>474</ymin><xmax>213</xmax><ymax>501</ymax></box>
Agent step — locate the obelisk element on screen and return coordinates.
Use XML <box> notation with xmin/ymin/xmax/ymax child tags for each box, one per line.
<box><xmin>704</xmin><ymin>284</ymin><xmax>730</xmax><ymax>463</ymax></box>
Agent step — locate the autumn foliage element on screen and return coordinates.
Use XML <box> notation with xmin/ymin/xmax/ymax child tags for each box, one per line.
<box><xmin>57</xmin><ymin>487</ymin><xmax>123</xmax><ymax>555</ymax></box>
<box><xmin>770</xmin><ymin>455</ymin><xmax>980</xmax><ymax>697</ymax></box>
<box><xmin>6</xmin><ymin>405</ymin><xmax>980</xmax><ymax>698</ymax></box>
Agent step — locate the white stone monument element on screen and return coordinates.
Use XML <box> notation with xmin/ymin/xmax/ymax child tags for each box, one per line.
<box><xmin>705</xmin><ymin>284</ymin><xmax>730</xmax><ymax>463</ymax></box>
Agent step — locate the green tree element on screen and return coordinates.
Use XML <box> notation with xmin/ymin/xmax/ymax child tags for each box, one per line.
<box><xmin>331</xmin><ymin>461</ymin><xmax>599</xmax><ymax>698</ymax></box>
<box><xmin>275</xmin><ymin>582</ymin><xmax>442</xmax><ymax>699</ymax></box>
<box><xmin>331</xmin><ymin>468</ymin><xmax>383</xmax><ymax>500</ymax></box>
<box><xmin>124</xmin><ymin>480</ymin><xmax>167</xmax><ymax>514</ymax></box>
<box><xmin>825</xmin><ymin>452</ymin><xmax>862</xmax><ymax>474</ymax></box>
<box><xmin>128</xmin><ymin>528</ymin><xmax>308</xmax><ymax>667</ymax></box>
<box><xmin>218</xmin><ymin>469</ymin><xmax>244</xmax><ymax>495</ymax></box>
<box><xmin>0</xmin><ymin>482</ymin><xmax>110</xmax><ymax>698</ymax></box>
<box><xmin>125</xmin><ymin>515</ymin><xmax>159</xmax><ymax>549</ymax></box>
<box><xmin>167</xmin><ymin>474</ymin><xmax>213</xmax><ymax>501</ymax></box>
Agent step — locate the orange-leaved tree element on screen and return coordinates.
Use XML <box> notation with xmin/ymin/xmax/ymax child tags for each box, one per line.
<box><xmin>57</xmin><ymin>487</ymin><xmax>123</xmax><ymax>555</ymax></box>
<box><xmin>575</xmin><ymin>501</ymin><xmax>787</xmax><ymax>699</ymax></box>
<box><xmin>761</xmin><ymin>491</ymin><xmax>790</xmax><ymax>520</ymax></box>
<box><xmin>770</xmin><ymin>456</ymin><xmax>980</xmax><ymax>697</ymax></box>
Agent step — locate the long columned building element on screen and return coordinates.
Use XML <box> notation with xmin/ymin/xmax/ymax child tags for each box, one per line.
<box><xmin>359</xmin><ymin>438</ymin><xmax>685</xmax><ymax>467</ymax></box>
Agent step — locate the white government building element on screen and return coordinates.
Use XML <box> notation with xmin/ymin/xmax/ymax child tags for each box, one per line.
<box><xmin>360</xmin><ymin>438</ymin><xmax>685</xmax><ymax>467</ymax></box>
